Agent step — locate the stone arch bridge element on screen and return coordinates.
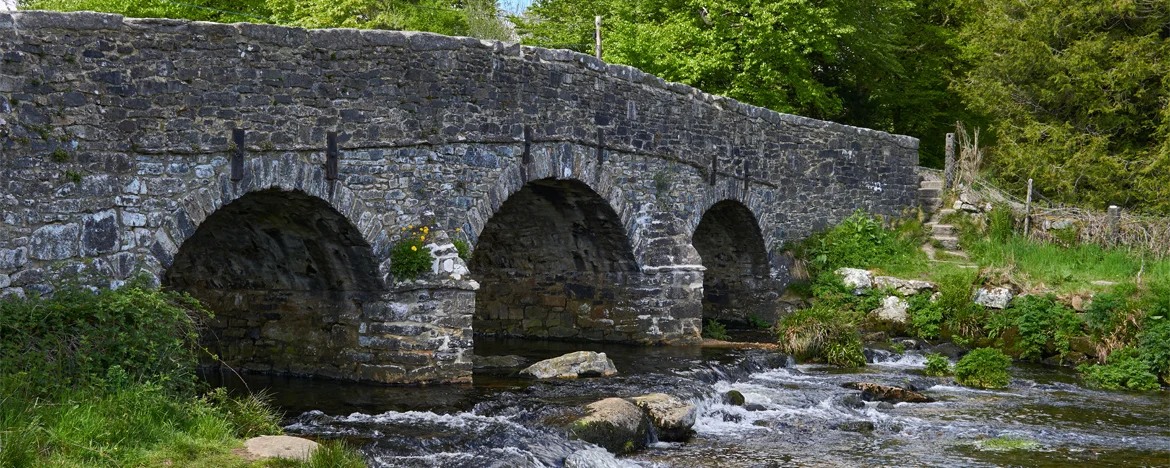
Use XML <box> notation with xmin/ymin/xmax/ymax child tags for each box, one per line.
<box><xmin>0</xmin><ymin>11</ymin><xmax>919</xmax><ymax>384</ymax></box>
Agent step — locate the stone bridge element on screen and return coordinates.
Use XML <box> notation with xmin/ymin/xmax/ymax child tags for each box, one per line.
<box><xmin>0</xmin><ymin>11</ymin><xmax>919</xmax><ymax>384</ymax></box>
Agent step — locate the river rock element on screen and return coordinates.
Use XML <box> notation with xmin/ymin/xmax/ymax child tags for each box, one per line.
<box><xmin>974</xmin><ymin>287</ymin><xmax>1013</xmax><ymax>309</ymax></box>
<box><xmin>833</xmin><ymin>420</ymin><xmax>876</xmax><ymax>433</ymax></box>
<box><xmin>872</xmin><ymin>296</ymin><xmax>909</xmax><ymax>324</ymax></box>
<box><xmin>835</xmin><ymin>268</ymin><xmax>873</xmax><ymax>295</ymax></box>
<box><xmin>723</xmin><ymin>390</ymin><xmax>746</xmax><ymax>406</ymax></box>
<box><xmin>872</xmin><ymin>276</ymin><xmax>937</xmax><ymax>295</ymax></box>
<box><xmin>928</xmin><ymin>342</ymin><xmax>968</xmax><ymax>360</ymax></box>
<box><xmin>473</xmin><ymin>354</ymin><xmax>528</xmax><ymax>369</ymax></box>
<box><xmin>520</xmin><ymin>351</ymin><xmax>617</xmax><ymax>379</ymax></box>
<box><xmin>628</xmin><ymin>393</ymin><xmax>696</xmax><ymax>441</ymax></box>
<box><xmin>564</xmin><ymin>448</ymin><xmax>628</xmax><ymax>468</ymax></box>
<box><xmin>842</xmin><ymin>382</ymin><xmax>934</xmax><ymax>403</ymax></box>
<box><xmin>570</xmin><ymin>398</ymin><xmax>651</xmax><ymax>454</ymax></box>
<box><xmin>1068</xmin><ymin>336</ymin><xmax>1097</xmax><ymax>357</ymax></box>
<box><xmin>243</xmin><ymin>435</ymin><xmax>319</xmax><ymax>461</ymax></box>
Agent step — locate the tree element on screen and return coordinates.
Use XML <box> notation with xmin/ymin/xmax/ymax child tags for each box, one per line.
<box><xmin>955</xmin><ymin>0</ymin><xmax>1170</xmax><ymax>212</ymax></box>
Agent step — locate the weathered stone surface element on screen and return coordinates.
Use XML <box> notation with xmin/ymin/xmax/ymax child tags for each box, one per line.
<box><xmin>835</xmin><ymin>268</ymin><xmax>873</xmax><ymax>295</ymax></box>
<box><xmin>628</xmin><ymin>393</ymin><xmax>697</xmax><ymax>442</ymax></box>
<box><xmin>243</xmin><ymin>435</ymin><xmax>319</xmax><ymax>461</ymax></box>
<box><xmin>563</xmin><ymin>448</ymin><xmax>628</xmax><ymax>468</ymax></box>
<box><xmin>723</xmin><ymin>390</ymin><xmax>746</xmax><ymax>406</ymax></box>
<box><xmin>520</xmin><ymin>351</ymin><xmax>618</xmax><ymax>379</ymax></box>
<box><xmin>974</xmin><ymin>287</ymin><xmax>1013</xmax><ymax>309</ymax></box>
<box><xmin>872</xmin><ymin>276</ymin><xmax>936</xmax><ymax>296</ymax></box>
<box><xmin>842</xmin><ymin>382</ymin><xmax>934</xmax><ymax>403</ymax></box>
<box><xmin>872</xmin><ymin>296</ymin><xmax>910</xmax><ymax>324</ymax></box>
<box><xmin>0</xmin><ymin>11</ymin><xmax>920</xmax><ymax>385</ymax></box>
<box><xmin>473</xmin><ymin>354</ymin><xmax>528</xmax><ymax>369</ymax></box>
<box><xmin>570</xmin><ymin>398</ymin><xmax>651</xmax><ymax>454</ymax></box>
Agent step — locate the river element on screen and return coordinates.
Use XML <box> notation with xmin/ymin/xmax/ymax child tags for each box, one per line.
<box><xmin>203</xmin><ymin>338</ymin><xmax>1170</xmax><ymax>467</ymax></box>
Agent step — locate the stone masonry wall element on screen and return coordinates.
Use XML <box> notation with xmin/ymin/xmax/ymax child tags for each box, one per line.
<box><xmin>0</xmin><ymin>11</ymin><xmax>919</xmax><ymax>383</ymax></box>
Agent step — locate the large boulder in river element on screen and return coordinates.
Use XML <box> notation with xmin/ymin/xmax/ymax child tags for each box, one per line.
<box><xmin>835</xmin><ymin>268</ymin><xmax>873</xmax><ymax>295</ymax></box>
<box><xmin>842</xmin><ymin>382</ymin><xmax>934</xmax><ymax>403</ymax></box>
<box><xmin>570</xmin><ymin>398</ymin><xmax>651</xmax><ymax>454</ymax></box>
<box><xmin>628</xmin><ymin>393</ymin><xmax>696</xmax><ymax>442</ymax></box>
<box><xmin>520</xmin><ymin>351</ymin><xmax>618</xmax><ymax>379</ymax></box>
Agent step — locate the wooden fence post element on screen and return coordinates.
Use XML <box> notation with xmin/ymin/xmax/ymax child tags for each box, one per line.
<box><xmin>1023</xmin><ymin>178</ymin><xmax>1033</xmax><ymax>237</ymax></box>
<box><xmin>944</xmin><ymin>133</ymin><xmax>955</xmax><ymax>192</ymax></box>
<box><xmin>595</xmin><ymin>16</ymin><xmax>602</xmax><ymax>59</ymax></box>
<box><xmin>1107</xmin><ymin>205</ymin><xmax>1120</xmax><ymax>244</ymax></box>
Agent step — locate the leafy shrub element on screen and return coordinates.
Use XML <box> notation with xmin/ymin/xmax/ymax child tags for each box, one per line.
<box><xmin>1084</xmin><ymin>283</ymin><xmax>1142</xmax><ymax>357</ymax></box>
<box><xmin>908</xmin><ymin>292</ymin><xmax>944</xmax><ymax>339</ymax></box>
<box><xmin>803</xmin><ymin>210</ymin><xmax>924</xmax><ymax>276</ymax></box>
<box><xmin>986</xmin><ymin>294</ymin><xmax>1083</xmax><ymax>361</ymax></box>
<box><xmin>777</xmin><ymin>305</ymin><xmax>865</xmax><ymax>367</ymax></box>
<box><xmin>1079</xmin><ymin>348</ymin><xmax>1161</xmax><ymax>391</ymax></box>
<box><xmin>987</xmin><ymin>204</ymin><xmax>1015</xmax><ymax>242</ymax></box>
<box><xmin>1137</xmin><ymin>318</ymin><xmax>1170</xmax><ymax>385</ymax></box>
<box><xmin>954</xmin><ymin>348</ymin><xmax>1012</xmax><ymax>389</ymax></box>
<box><xmin>202</xmin><ymin>387</ymin><xmax>282</xmax><ymax>438</ymax></box>
<box><xmin>702</xmin><ymin>319</ymin><xmax>731</xmax><ymax>341</ymax></box>
<box><xmin>453</xmin><ymin>238</ymin><xmax>472</xmax><ymax>261</ymax></box>
<box><xmin>0</xmin><ymin>278</ymin><xmax>204</xmax><ymax>395</ymax></box>
<box><xmin>390</xmin><ymin>225</ymin><xmax>434</xmax><ymax>281</ymax></box>
<box><xmin>924</xmin><ymin>353</ymin><xmax>952</xmax><ymax>376</ymax></box>
<box><xmin>746</xmin><ymin>314</ymin><xmax>771</xmax><ymax>330</ymax></box>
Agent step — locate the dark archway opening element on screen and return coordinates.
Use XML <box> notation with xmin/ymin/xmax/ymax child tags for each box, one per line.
<box><xmin>692</xmin><ymin>200</ymin><xmax>774</xmax><ymax>326</ymax></box>
<box><xmin>469</xmin><ymin>178</ymin><xmax>641</xmax><ymax>341</ymax></box>
<box><xmin>165</xmin><ymin>189</ymin><xmax>382</xmax><ymax>377</ymax></box>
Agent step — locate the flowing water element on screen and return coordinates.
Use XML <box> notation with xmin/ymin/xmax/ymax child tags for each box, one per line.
<box><xmin>204</xmin><ymin>338</ymin><xmax>1170</xmax><ymax>467</ymax></box>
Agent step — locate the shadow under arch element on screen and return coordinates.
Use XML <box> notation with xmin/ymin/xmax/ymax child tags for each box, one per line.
<box><xmin>692</xmin><ymin>199</ymin><xmax>777</xmax><ymax>326</ymax></box>
<box><xmin>468</xmin><ymin>177</ymin><xmax>644</xmax><ymax>341</ymax></box>
<box><xmin>164</xmin><ymin>188</ymin><xmax>384</xmax><ymax>377</ymax></box>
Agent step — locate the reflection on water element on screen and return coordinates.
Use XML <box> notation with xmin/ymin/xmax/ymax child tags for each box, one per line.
<box><xmin>201</xmin><ymin>337</ymin><xmax>1170</xmax><ymax>467</ymax></box>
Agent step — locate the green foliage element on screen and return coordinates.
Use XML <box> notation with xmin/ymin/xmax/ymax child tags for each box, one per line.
<box><xmin>956</xmin><ymin>0</ymin><xmax>1170</xmax><ymax>213</ymax></box>
<box><xmin>954</xmin><ymin>348</ymin><xmax>1012</xmax><ymax>389</ymax></box>
<box><xmin>0</xmin><ymin>278</ymin><xmax>205</xmax><ymax>395</ymax></box>
<box><xmin>702</xmin><ymin>319</ymin><xmax>731</xmax><ymax>341</ymax></box>
<box><xmin>987</xmin><ymin>204</ymin><xmax>1014</xmax><ymax>243</ymax></box>
<box><xmin>202</xmin><ymin>388</ymin><xmax>282</xmax><ymax>438</ymax></box>
<box><xmin>923</xmin><ymin>352</ymin><xmax>952</xmax><ymax>376</ymax></box>
<box><xmin>1079</xmin><ymin>347</ymin><xmax>1161</xmax><ymax>391</ymax></box>
<box><xmin>51</xmin><ymin>148</ymin><xmax>71</xmax><ymax>162</ymax></box>
<box><xmin>22</xmin><ymin>0</ymin><xmax>275</xmax><ymax>23</ymax></box>
<box><xmin>745</xmin><ymin>314</ymin><xmax>771</xmax><ymax>330</ymax></box>
<box><xmin>908</xmin><ymin>292</ymin><xmax>943</xmax><ymax>339</ymax></box>
<box><xmin>986</xmin><ymin>294</ymin><xmax>1083</xmax><ymax>361</ymax></box>
<box><xmin>804</xmin><ymin>211</ymin><xmax>926</xmax><ymax>277</ymax></box>
<box><xmin>1137</xmin><ymin>312</ymin><xmax>1170</xmax><ymax>383</ymax></box>
<box><xmin>966</xmin><ymin>236</ymin><xmax>1170</xmax><ymax>293</ymax></box>
<box><xmin>453</xmin><ymin>238</ymin><xmax>472</xmax><ymax>262</ymax></box>
<box><xmin>516</xmin><ymin>0</ymin><xmax>978</xmax><ymax>167</ymax></box>
<box><xmin>933</xmin><ymin>269</ymin><xmax>985</xmax><ymax>340</ymax></box>
<box><xmin>776</xmin><ymin>305</ymin><xmax>865</xmax><ymax>367</ymax></box>
<box><xmin>976</xmin><ymin>436</ymin><xmax>1039</xmax><ymax>452</ymax></box>
<box><xmin>390</xmin><ymin>226</ymin><xmax>434</xmax><ymax>281</ymax></box>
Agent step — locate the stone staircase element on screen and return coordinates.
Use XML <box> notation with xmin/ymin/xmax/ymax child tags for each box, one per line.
<box><xmin>917</xmin><ymin>174</ymin><xmax>976</xmax><ymax>268</ymax></box>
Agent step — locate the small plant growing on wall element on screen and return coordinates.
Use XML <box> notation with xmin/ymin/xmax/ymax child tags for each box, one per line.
<box><xmin>453</xmin><ymin>237</ymin><xmax>472</xmax><ymax>262</ymax></box>
<box><xmin>390</xmin><ymin>225</ymin><xmax>434</xmax><ymax>281</ymax></box>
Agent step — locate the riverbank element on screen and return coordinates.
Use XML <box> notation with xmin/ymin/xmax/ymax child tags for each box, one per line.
<box><xmin>0</xmin><ymin>282</ymin><xmax>366</xmax><ymax>468</ymax></box>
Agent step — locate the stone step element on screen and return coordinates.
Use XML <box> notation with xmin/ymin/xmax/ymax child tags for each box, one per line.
<box><xmin>919</xmin><ymin>180</ymin><xmax>943</xmax><ymax>190</ymax></box>
<box><xmin>932</xmin><ymin>235</ymin><xmax>960</xmax><ymax>250</ymax></box>
<box><xmin>919</xmin><ymin>197</ymin><xmax>942</xmax><ymax>213</ymax></box>
<box><xmin>927</xmin><ymin>223</ymin><xmax>955</xmax><ymax>236</ymax></box>
<box><xmin>918</xmin><ymin>187</ymin><xmax>941</xmax><ymax>199</ymax></box>
<box><xmin>928</xmin><ymin>259</ymin><xmax>979</xmax><ymax>269</ymax></box>
<box><xmin>933</xmin><ymin>208</ymin><xmax>957</xmax><ymax>220</ymax></box>
<box><xmin>938</xmin><ymin>249</ymin><xmax>969</xmax><ymax>260</ymax></box>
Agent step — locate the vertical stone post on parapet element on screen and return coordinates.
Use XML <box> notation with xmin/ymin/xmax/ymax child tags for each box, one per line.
<box><xmin>943</xmin><ymin>132</ymin><xmax>956</xmax><ymax>192</ymax></box>
<box><xmin>1107</xmin><ymin>205</ymin><xmax>1121</xmax><ymax>245</ymax></box>
<box><xmin>355</xmin><ymin>229</ymin><xmax>478</xmax><ymax>384</ymax></box>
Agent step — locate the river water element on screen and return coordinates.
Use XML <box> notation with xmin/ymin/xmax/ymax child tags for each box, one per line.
<box><xmin>204</xmin><ymin>338</ymin><xmax>1170</xmax><ymax>467</ymax></box>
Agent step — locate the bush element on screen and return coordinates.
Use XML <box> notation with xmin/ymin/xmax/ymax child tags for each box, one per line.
<box><xmin>1079</xmin><ymin>348</ymin><xmax>1161</xmax><ymax>391</ymax></box>
<box><xmin>1137</xmin><ymin>318</ymin><xmax>1170</xmax><ymax>385</ymax></box>
<box><xmin>776</xmin><ymin>305</ymin><xmax>865</xmax><ymax>367</ymax></box>
<box><xmin>0</xmin><ymin>278</ymin><xmax>204</xmax><ymax>395</ymax></box>
<box><xmin>803</xmin><ymin>210</ymin><xmax>925</xmax><ymax>277</ymax></box>
<box><xmin>202</xmin><ymin>388</ymin><xmax>282</xmax><ymax>438</ymax></box>
<box><xmin>908</xmin><ymin>292</ymin><xmax>944</xmax><ymax>339</ymax></box>
<box><xmin>453</xmin><ymin>238</ymin><xmax>472</xmax><ymax>262</ymax></box>
<box><xmin>390</xmin><ymin>225</ymin><xmax>434</xmax><ymax>281</ymax></box>
<box><xmin>987</xmin><ymin>204</ymin><xmax>1015</xmax><ymax>242</ymax></box>
<box><xmin>954</xmin><ymin>348</ymin><xmax>1012</xmax><ymax>389</ymax></box>
<box><xmin>986</xmin><ymin>294</ymin><xmax>1083</xmax><ymax>361</ymax></box>
<box><xmin>923</xmin><ymin>353</ymin><xmax>952</xmax><ymax>376</ymax></box>
<box><xmin>702</xmin><ymin>319</ymin><xmax>731</xmax><ymax>341</ymax></box>
<box><xmin>746</xmin><ymin>314</ymin><xmax>771</xmax><ymax>330</ymax></box>
<box><xmin>936</xmin><ymin>270</ymin><xmax>985</xmax><ymax>340</ymax></box>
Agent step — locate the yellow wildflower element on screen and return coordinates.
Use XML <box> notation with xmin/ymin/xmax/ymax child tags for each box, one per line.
<box><xmin>411</xmin><ymin>245</ymin><xmax>417</xmax><ymax>251</ymax></box>
<box><xmin>456</xmin><ymin>227</ymin><xmax>461</xmax><ymax>232</ymax></box>
<box><xmin>422</xmin><ymin>226</ymin><xmax>429</xmax><ymax>233</ymax></box>
<box><xmin>420</xmin><ymin>235</ymin><xmax>426</xmax><ymax>241</ymax></box>
<box><xmin>409</xmin><ymin>225</ymin><xmax>413</xmax><ymax>229</ymax></box>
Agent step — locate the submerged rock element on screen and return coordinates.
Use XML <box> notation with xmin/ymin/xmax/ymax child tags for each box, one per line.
<box><xmin>974</xmin><ymin>287</ymin><xmax>1013</xmax><ymax>309</ymax></box>
<box><xmin>835</xmin><ymin>268</ymin><xmax>873</xmax><ymax>295</ymax></box>
<box><xmin>520</xmin><ymin>351</ymin><xmax>618</xmax><ymax>379</ymax></box>
<box><xmin>473</xmin><ymin>354</ymin><xmax>528</xmax><ymax>369</ymax></box>
<box><xmin>842</xmin><ymin>382</ymin><xmax>934</xmax><ymax>403</ymax></box>
<box><xmin>723</xmin><ymin>390</ymin><xmax>746</xmax><ymax>406</ymax></box>
<box><xmin>872</xmin><ymin>276</ymin><xmax>937</xmax><ymax>296</ymax></box>
<box><xmin>628</xmin><ymin>393</ymin><xmax>696</xmax><ymax>442</ymax></box>
<box><xmin>833</xmin><ymin>420</ymin><xmax>876</xmax><ymax>433</ymax></box>
<box><xmin>563</xmin><ymin>448</ymin><xmax>629</xmax><ymax>468</ymax></box>
<box><xmin>242</xmin><ymin>435</ymin><xmax>318</xmax><ymax>461</ymax></box>
<box><xmin>570</xmin><ymin>398</ymin><xmax>651</xmax><ymax>454</ymax></box>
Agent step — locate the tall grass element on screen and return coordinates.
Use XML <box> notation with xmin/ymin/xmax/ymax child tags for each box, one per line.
<box><xmin>966</xmin><ymin>235</ymin><xmax>1170</xmax><ymax>292</ymax></box>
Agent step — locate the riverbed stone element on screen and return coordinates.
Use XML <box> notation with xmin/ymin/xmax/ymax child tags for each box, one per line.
<box><xmin>835</xmin><ymin>268</ymin><xmax>873</xmax><ymax>295</ymax></box>
<box><xmin>872</xmin><ymin>296</ymin><xmax>909</xmax><ymax>324</ymax></box>
<box><xmin>520</xmin><ymin>351</ymin><xmax>618</xmax><ymax>379</ymax></box>
<box><xmin>570</xmin><ymin>398</ymin><xmax>651</xmax><ymax>454</ymax></box>
<box><xmin>842</xmin><ymin>382</ymin><xmax>934</xmax><ymax>403</ymax></box>
<box><xmin>242</xmin><ymin>435</ymin><xmax>319</xmax><ymax>461</ymax></box>
<box><xmin>723</xmin><ymin>389</ymin><xmax>746</xmax><ymax>406</ymax></box>
<box><xmin>563</xmin><ymin>448</ymin><xmax>628</xmax><ymax>468</ymax></box>
<box><xmin>974</xmin><ymin>287</ymin><xmax>1013</xmax><ymax>309</ymax></box>
<box><xmin>872</xmin><ymin>276</ymin><xmax>936</xmax><ymax>296</ymax></box>
<box><xmin>628</xmin><ymin>393</ymin><xmax>696</xmax><ymax>442</ymax></box>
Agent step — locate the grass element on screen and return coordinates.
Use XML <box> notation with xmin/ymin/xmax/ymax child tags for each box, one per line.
<box><xmin>776</xmin><ymin>305</ymin><xmax>866</xmax><ymax>367</ymax></box>
<box><xmin>965</xmin><ymin>235</ymin><xmax>1170</xmax><ymax>294</ymax></box>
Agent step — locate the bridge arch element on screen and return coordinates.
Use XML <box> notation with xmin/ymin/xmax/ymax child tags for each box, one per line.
<box><xmin>160</xmin><ymin>156</ymin><xmax>387</xmax><ymax>377</ymax></box>
<box><xmin>690</xmin><ymin>193</ymin><xmax>783</xmax><ymax>326</ymax></box>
